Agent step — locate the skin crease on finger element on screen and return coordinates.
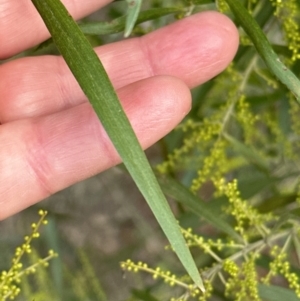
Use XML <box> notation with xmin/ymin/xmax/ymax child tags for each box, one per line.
<box><xmin>0</xmin><ymin>11</ymin><xmax>239</xmax><ymax>219</ymax></box>
<box><xmin>0</xmin><ymin>11</ymin><xmax>239</xmax><ymax>122</ymax></box>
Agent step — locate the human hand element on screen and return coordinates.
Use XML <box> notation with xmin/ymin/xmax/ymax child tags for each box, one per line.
<box><xmin>0</xmin><ymin>1</ymin><xmax>239</xmax><ymax>220</ymax></box>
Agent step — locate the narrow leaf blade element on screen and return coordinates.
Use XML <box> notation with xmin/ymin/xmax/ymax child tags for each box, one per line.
<box><xmin>157</xmin><ymin>174</ymin><xmax>241</xmax><ymax>241</ymax></box>
<box><xmin>223</xmin><ymin>133</ymin><xmax>270</xmax><ymax>172</ymax></box>
<box><xmin>258</xmin><ymin>284</ymin><xmax>300</xmax><ymax>301</ymax></box>
<box><xmin>124</xmin><ymin>0</ymin><xmax>142</xmax><ymax>37</ymax></box>
<box><xmin>79</xmin><ymin>7</ymin><xmax>183</xmax><ymax>36</ymax></box>
<box><xmin>31</xmin><ymin>0</ymin><xmax>204</xmax><ymax>291</ymax></box>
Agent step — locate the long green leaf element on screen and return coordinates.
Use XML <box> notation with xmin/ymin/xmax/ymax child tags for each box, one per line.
<box><xmin>258</xmin><ymin>284</ymin><xmax>300</xmax><ymax>301</ymax></box>
<box><xmin>34</xmin><ymin>7</ymin><xmax>183</xmax><ymax>55</ymax></box>
<box><xmin>157</xmin><ymin>174</ymin><xmax>241</xmax><ymax>241</ymax></box>
<box><xmin>31</xmin><ymin>0</ymin><xmax>204</xmax><ymax>291</ymax></box>
<box><xmin>223</xmin><ymin>133</ymin><xmax>269</xmax><ymax>173</ymax></box>
<box><xmin>79</xmin><ymin>7</ymin><xmax>183</xmax><ymax>36</ymax></box>
<box><xmin>224</xmin><ymin>0</ymin><xmax>300</xmax><ymax>103</ymax></box>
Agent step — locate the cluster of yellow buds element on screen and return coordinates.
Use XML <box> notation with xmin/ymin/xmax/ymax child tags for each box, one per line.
<box><xmin>0</xmin><ymin>210</ymin><xmax>57</xmax><ymax>301</ymax></box>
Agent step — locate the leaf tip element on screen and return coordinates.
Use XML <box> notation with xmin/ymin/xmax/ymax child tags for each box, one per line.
<box><xmin>198</xmin><ymin>282</ymin><xmax>206</xmax><ymax>293</ymax></box>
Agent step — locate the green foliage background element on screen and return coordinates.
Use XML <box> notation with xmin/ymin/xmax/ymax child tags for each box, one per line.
<box><xmin>1</xmin><ymin>0</ymin><xmax>300</xmax><ymax>300</ymax></box>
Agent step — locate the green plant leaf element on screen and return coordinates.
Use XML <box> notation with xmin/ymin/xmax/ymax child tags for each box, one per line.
<box><xmin>34</xmin><ymin>7</ymin><xmax>182</xmax><ymax>55</ymax></box>
<box><xmin>236</xmin><ymin>170</ymin><xmax>274</xmax><ymax>200</ymax></box>
<box><xmin>31</xmin><ymin>0</ymin><xmax>204</xmax><ymax>291</ymax></box>
<box><xmin>192</xmin><ymin>0</ymin><xmax>214</xmax><ymax>4</ymax></box>
<box><xmin>157</xmin><ymin>174</ymin><xmax>241</xmax><ymax>241</ymax></box>
<box><xmin>225</xmin><ymin>0</ymin><xmax>300</xmax><ymax>103</ymax></box>
<box><xmin>257</xmin><ymin>193</ymin><xmax>297</xmax><ymax>213</ymax></box>
<box><xmin>132</xmin><ymin>289</ymin><xmax>160</xmax><ymax>301</ymax></box>
<box><xmin>79</xmin><ymin>7</ymin><xmax>183</xmax><ymax>36</ymax></box>
<box><xmin>258</xmin><ymin>284</ymin><xmax>300</xmax><ymax>301</ymax></box>
<box><xmin>124</xmin><ymin>0</ymin><xmax>143</xmax><ymax>37</ymax></box>
<box><xmin>223</xmin><ymin>133</ymin><xmax>270</xmax><ymax>173</ymax></box>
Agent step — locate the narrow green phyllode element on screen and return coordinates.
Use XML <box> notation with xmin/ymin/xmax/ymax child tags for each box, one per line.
<box><xmin>31</xmin><ymin>0</ymin><xmax>205</xmax><ymax>291</ymax></box>
<box><xmin>124</xmin><ymin>0</ymin><xmax>142</xmax><ymax>37</ymax></box>
<box><xmin>79</xmin><ymin>7</ymin><xmax>183</xmax><ymax>36</ymax></box>
<box><xmin>225</xmin><ymin>0</ymin><xmax>300</xmax><ymax>103</ymax></box>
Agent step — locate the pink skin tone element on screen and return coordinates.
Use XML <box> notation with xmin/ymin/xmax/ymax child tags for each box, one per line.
<box><xmin>0</xmin><ymin>0</ymin><xmax>239</xmax><ymax>220</ymax></box>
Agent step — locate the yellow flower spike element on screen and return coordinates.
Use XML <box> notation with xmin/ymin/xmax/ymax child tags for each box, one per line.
<box><xmin>0</xmin><ymin>210</ymin><xmax>57</xmax><ymax>300</ymax></box>
<box><xmin>269</xmin><ymin>0</ymin><xmax>300</xmax><ymax>62</ymax></box>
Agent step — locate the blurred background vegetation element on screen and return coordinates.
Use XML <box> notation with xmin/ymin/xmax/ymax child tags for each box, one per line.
<box><xmin>2</xmin><ymin>0</ymin><xmax>300</xmax><ymax>300</ymax></box>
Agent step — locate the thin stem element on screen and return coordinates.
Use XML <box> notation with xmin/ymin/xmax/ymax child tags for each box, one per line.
<box><xmin>181</xmin><ymin>229</ymin><xmax>223</xmax><ymax>262</ymax></box>
<box><xmin>218</xmin><ymin>271</ymin><xmax>227</xmax><ymax>286</ymax></box>
<box><xmin>203</xmin><ymin>229</ymin><xmax>290</xmax><ymax>279</ymax></box>
<box><xmin>219</xmin><ymin>55</ymin><xmax>258</xmax><ymax>137</ymax></box>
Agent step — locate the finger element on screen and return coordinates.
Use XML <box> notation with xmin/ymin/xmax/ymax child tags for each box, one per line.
<box><xmin>0</xmin><ymin>76</ymin><xmax>191</xmax><ymax>220</ymax></box>
<box><xmin>0</xmin><ymin>11</ymin><xmax>239</xmax><ymax>122</ymax></box>
<box><xmin>0</xmin><ymin>0</ymin><xmax>112</xmax><ymax>59</ymax></box>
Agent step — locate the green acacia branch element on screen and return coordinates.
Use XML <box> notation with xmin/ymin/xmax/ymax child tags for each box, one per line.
<box><xmin>203</xmin><ymin>229</ymin><xmax>290</xmax><ymax>279</ymax></box>
<box><xmin>225</xmin><ymin>0</ymin><xmax>300</xmax><ymax>103</ymax></box>
<box><xmin>30</xmin><ymin>0</ymin><xmax>204</xmax><ymax>291</ymax></box>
